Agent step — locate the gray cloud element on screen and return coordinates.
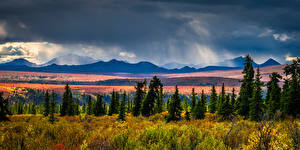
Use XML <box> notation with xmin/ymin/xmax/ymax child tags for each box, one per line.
<box><xmin>0</xmin><ymin>0</ymin><xmax>300</xmax><ymax>65</ymax></box>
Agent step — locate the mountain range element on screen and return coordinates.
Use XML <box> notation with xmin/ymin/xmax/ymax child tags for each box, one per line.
<box><xmin>42</xmin><ymin>54</ymin><xmax>98</xmax><ymax>66</ymax></box>
<box><xmin>0</xmin><ymin>56</ymin><xmax>281</xmax><ymax>74</ymax></box>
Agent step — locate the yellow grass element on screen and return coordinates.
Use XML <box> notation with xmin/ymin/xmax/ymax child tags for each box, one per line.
<box><xmin>0</xmin><ymin>114</ymin><xmax>299</xmax><ymax>150</ymax></box>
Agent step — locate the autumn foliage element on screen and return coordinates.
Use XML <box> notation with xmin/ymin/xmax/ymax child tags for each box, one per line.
<box><xmin>0</xmin><ymin>114</ymin><xmax>299</xmax><ymax>150</ymax></box>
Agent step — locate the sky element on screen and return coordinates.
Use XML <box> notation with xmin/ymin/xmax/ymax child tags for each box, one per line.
<box><xmin>0</xmin><ymin>0</ymin><xmax>300</xmax><ymax>66</ymax></box>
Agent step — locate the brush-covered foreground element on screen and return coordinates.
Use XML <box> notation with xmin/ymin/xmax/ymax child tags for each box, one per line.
<box><xmin>0</xmin><ymin>113</ymin><xmax>299</xmax><ymax>150</ymax></box>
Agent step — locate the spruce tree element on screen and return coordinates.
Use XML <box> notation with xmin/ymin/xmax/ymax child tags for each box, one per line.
<box><xmin>94</xmin><ymin>94</ymin><xmax>105</xmax><ymax>116</ymax></box>
<box><xmin>280</xmin><ymin>79</ymin><xmax>290</xmax><ymax>116</ymax></box>
<box><xmin>183</xmin><ymin>96</ymin><xmax>190</xmax><ymax>121</ymax></box>
<box><xmin>167</xmin><ymin>85</ymin><xmax>182</xmax><ymax>122</ymax></box>
<box><xmin>183</xmin><ymin>96</ymin><xmax>189</xmax><ymax>111</ymax></box>
<box><xmin>49</xmin><ymin>91</ymin><xmax>56</xmax><ymax>124</ymax></box>
<box><xmin>156</xmin><ymin>86</ymin><xmax>164</xmax><ymax>113</ymax></box>
<box><xmin>109</xmin><ymin>91</ymin><xmax>118</xmax><ymax>115</ymax></box>
<box><xmin>249</xmin><ymin>67</ymin><xmax>264</xmax><ymax>121</ymax></box>
<box><xmin>118</xmin><ymin>92</ymin><xmax>126</xmax><ymax>121</ymax></box>
<box><xmin>231</xmin><ymin>88</ymin><xmax>236</xmax><ymax>109</ymax></box>
<box><xmin>141</xmin><ymin>76</ymin><xmax>162</xmax><ymax>116</ymax></box>
<box><xmin>67</xmin><ymin>92</ymin><xmax>74</xmax><ymax>116</ymax></box>
<box><xmin>61</xmin><ymin>84</ymin><xmax>72</xmax><ymax>116</ymax></box>
<box><xmin>193</xmin><ymin>97</ymin><xmax>205</xmax><ymax>120</ymax></box>
<box><xmin>75</xmin><ymin>99</ymin><xmax>80</xmax><ymax>115</ymax></box>
<box><xmin>0</xmin><ymin>92</ymin><xmax>9</xmax><ymax>121</ymax></box>
<box><xmin>200</xmin><ymin>90</ymin><xmax>207</xmax><ymax>113</ymax></box>
<box><xmin>44</xmin><ymin>90</ymin><xmax>50</xmax><ymax>117</ymax></box>
<box><xmin>266</xmin><ymin>72</ymin><xmax>282</xmax><ymax>116</ymax></box>
<box><xmin>218</xmin><ymin>94</ymin><xmax>233</xmax><ymax>120</ymax></box>
<box><xmin>87</xmin><ymin>95</ymin><xmax>93</xmax><ymax>115</ymax></box>
<box><xmin>142</xmin><ymin>88</ymin><xmax>156</xmax><ymax>117</ymax></box>
<box><xmin>115</xmin><ymin>92</ymin><xmax>120</xmax><ymax>112</ymax></box>
<box><xmin>127</xmin><ymin>96</ymin><xmax>132</xmax><ymax>113</ymax></box>
<box><xmin>191</xmin><ymin>88</ymin><xmax>197</xmax><ymax>112</ymax></box>
<box><xmin>238</xmin><ymin>55</ymin><xmax>254</xmax><ymax>118</ymax></box>
<box><xmin>209</xmin><ymin>85</ymin><xmax>217</xmax><ymax>113</ymax></box>
<box><xmin>283</xmin><ymin>58</ymin><xmax>300</xmax><ymax>117</ymax></box>
<box><xmin>132</xmin><ymin>81</ymin><xmax>146</xmax><ymax>116</ymax></box>
<box><xmin>218</xmin><ymin>83</ymin><xmax>226</xmax><ymax>113</ymax></box>
<box><xmin>217</xmin><ymin>83</ymin><xmax>229</xmax><ymax>119</ymax></box>
<box><xmin>103</xmin><ymin>103</ymin><xmax>107</xmax><ymax>114</ymax></box>
<box><xmin>166</xmin><ymin>98</ymin><xmax>170</xmax><ymax>110</ymax></box>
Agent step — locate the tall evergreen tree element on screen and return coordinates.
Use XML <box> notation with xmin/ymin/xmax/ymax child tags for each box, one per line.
<box><xmin>238</xmin><ymin>55</ymin><xmax>255</xmax><ymax>118</ymax></box>
<box><xmin>218</xmin><ymin>94</ymin><xmax>233</xmax><ymax>120</ymax></box>
<box><xmin>44</xmin><ymin>90</ymin><xmax>50</xmax><ymax>117</ymax></box>
<box><xmin>266</xmin><ymin>72</ymin><xmax>282</xmax><ymax>116</ymax></box>
<box><xmin>109</xmin><ymin>91</ymin><xmax>119</xmax><ymax>115</ymax></box>
<box><xmin>249</xmin><ymin>67</ymin><xmax>264</xmax><ymax>121</ymax></box>
<box><xmin>193</xmin><ymin>96</ymin><xmax>205</xmax><ymax>120</ymax></box>
<box><xmin>0</xmin><ymin>92</ymin><xmax>9</xmax><ymax>121</ymax></box>
<box><xmin>209</xmin><ymin>85</ymin><xmax>217</xmax><ymax>113</ymax></box>
<box><xmin>118</xmin><ymin>92</ymin><xmax>126</xmax><ymax>121</ymax></box>
<box><xmin>280</xmin><ymin>79</ymin><xmax>290</xmax><ymax>115</ymax></box>
<box><xmin>166</xmin><ymin>98</ymin><xmax>170</xmax><ymax>110</ymax></box>
<box><xmin>49</xmin><ymin>91</ymin><xmax>56</xmax><ymax>124</ymax></box>
<box><xmin>183</xmin><ymin>96</ymin><xmax>191</xmax><ymax>120</ymax></box>
<box><xmin>127</xmin><ymin>96</ymin><xmax>132</xmax><ymax>113</ymax></box>
<box><xmin>75</xmin><ymin>99</ymin><xmax>80</xmax><ymax>115</ymax></box>
<box><xmin>103</xmin><ymin>103</ymin><xmax>107</xmax><ymax>114</ymax></box>
<box><xmin>142</xmin><ymin>88</ymin><xmax>156</xmax><ymax>117</ymax></box>
<box><xmin>60</xmin><ymin>84</ymin><xmax>72</xmax><ymax>116</ymax></box>
<box><xmin>155</xmin><ymin>86</ymin><xmax>164</xmax><ymax>113</ymax></box>
<box><xmin>200</xmin><ymin>90</ymin><xmax>207</xmax><ymax>112</ymax></box>
<box><xmin>94</xmin><ymin>94</ymin><xmax>105</xmax><ymax>116</ymax></box>
<box><xmin>283</xmin><ymin>58</ymin><xmax>300</xmax><ymax>117</ymax></box>
<box><xmin>87</xmin><ymin>95</ymin><xmax>93</xmax><ymax>115</ymax></box>
<box><xmin>167</xmin><ymin>85</ymin><xmax>182</xmax><ymax>122</ymax></box>
<box><xmin>218</xmin><ymin>83</ymin><xmax>226</xmax><ymax>113</ymax></box>
<box><xmin>132</xmin><ymin>81</ymin><xmax>146</xmax><ymax>116</ymax></box>
<box><xmin>115</xmin><ymin>92</ymin><xmax>120</xmax><ymax>112</ymax></box>
<box><xmin>141</xmin><ymin>76</ymin><xmax>162</xmax><ymax>116</ymax></box>
<box><xmin>67</xmin><ymin>92</ymin><xmax>74</xmax><ymax>116</ymax></box>
<box><xmin>191</xmin><ymin>88</ymin><xmax>197</xmax><ymax>112</ymax></box>
<box><xmin>231</xmin><ymin>88</ymin><xmax>236</xmax><ymax>109</ymax></box>
<box><xmin>217</xmin><ymin>83</ymin><xmax>227</xmax><ymax>118</ymax></box>
<box><xmin>182</xmin><ymin>96</ymin><xmax>189</xmax><ymax>111</ymax></box>
<box><xmin>151</xmin><ymin>76</ymin><xmax>163</xmax><ymax>96</ymax></box>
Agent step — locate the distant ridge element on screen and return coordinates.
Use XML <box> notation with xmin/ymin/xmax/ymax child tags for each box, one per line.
<box><xmin>42</xmin><ymin>54</ymin><xmax>97</xmax><ymax>66</ymax></box>
<box><xmin>0</xmin><ymin>57</ymin><xmax>281</xmax><ymax>74</ymax></box>
<box><xmin>219</xmin><ymin>56</ymin><xmax>258</xmax><ymax>68</ymax></box>
<box><xmin>259</xmin><ymin>58</ymin><xmax>281</xmax><ymax>67</ymax></box>
<box><xmin>0</xmin><ymin>58</ymin><xmax>38</xmax><ymax>67</ymax></box>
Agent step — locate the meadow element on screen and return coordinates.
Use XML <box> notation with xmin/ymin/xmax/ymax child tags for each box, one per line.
<box><xmin>0</xmin><ymin>71</ymin><xmax>128</xmax><ymax>82</ymax></box>
<box><xmin>1</xmin><ymin>113</ymin><xmax>299</xmax><ymax>150</ymax></box>
<box><xmin>0</xmin><ymin>82</ymin><xmax>240</xmax><ymax>96</ymax></box>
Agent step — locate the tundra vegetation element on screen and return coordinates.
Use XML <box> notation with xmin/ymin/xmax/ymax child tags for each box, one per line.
<box><xmin>0</xmin><ymin>55</ymin><xmax>300</xmax><ymax>150</ymax></box>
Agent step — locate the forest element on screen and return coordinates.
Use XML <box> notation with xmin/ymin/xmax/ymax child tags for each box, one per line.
<box><xmin>1</xmin><ymin>55</ymin><xmax>300</xmax><ymax>150</ymax></box>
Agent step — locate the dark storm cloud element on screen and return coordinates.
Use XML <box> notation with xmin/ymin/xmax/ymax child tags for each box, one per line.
<box><xmin>0</xmin><ymin>0</ymin><xmax>300</xmax><ymax>64</ymax></box>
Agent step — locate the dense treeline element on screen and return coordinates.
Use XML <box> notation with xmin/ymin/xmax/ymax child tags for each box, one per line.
<box><xmin>0</xmin><ymin>55</ymin><xmax>300</xmax><ymax>123</ymax></box>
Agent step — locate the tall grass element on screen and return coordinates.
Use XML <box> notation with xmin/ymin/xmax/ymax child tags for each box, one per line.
<box><xmin>0</xmin><ymin>113</ymin><xmax>299</xmax><ymax>150</ymax></box>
